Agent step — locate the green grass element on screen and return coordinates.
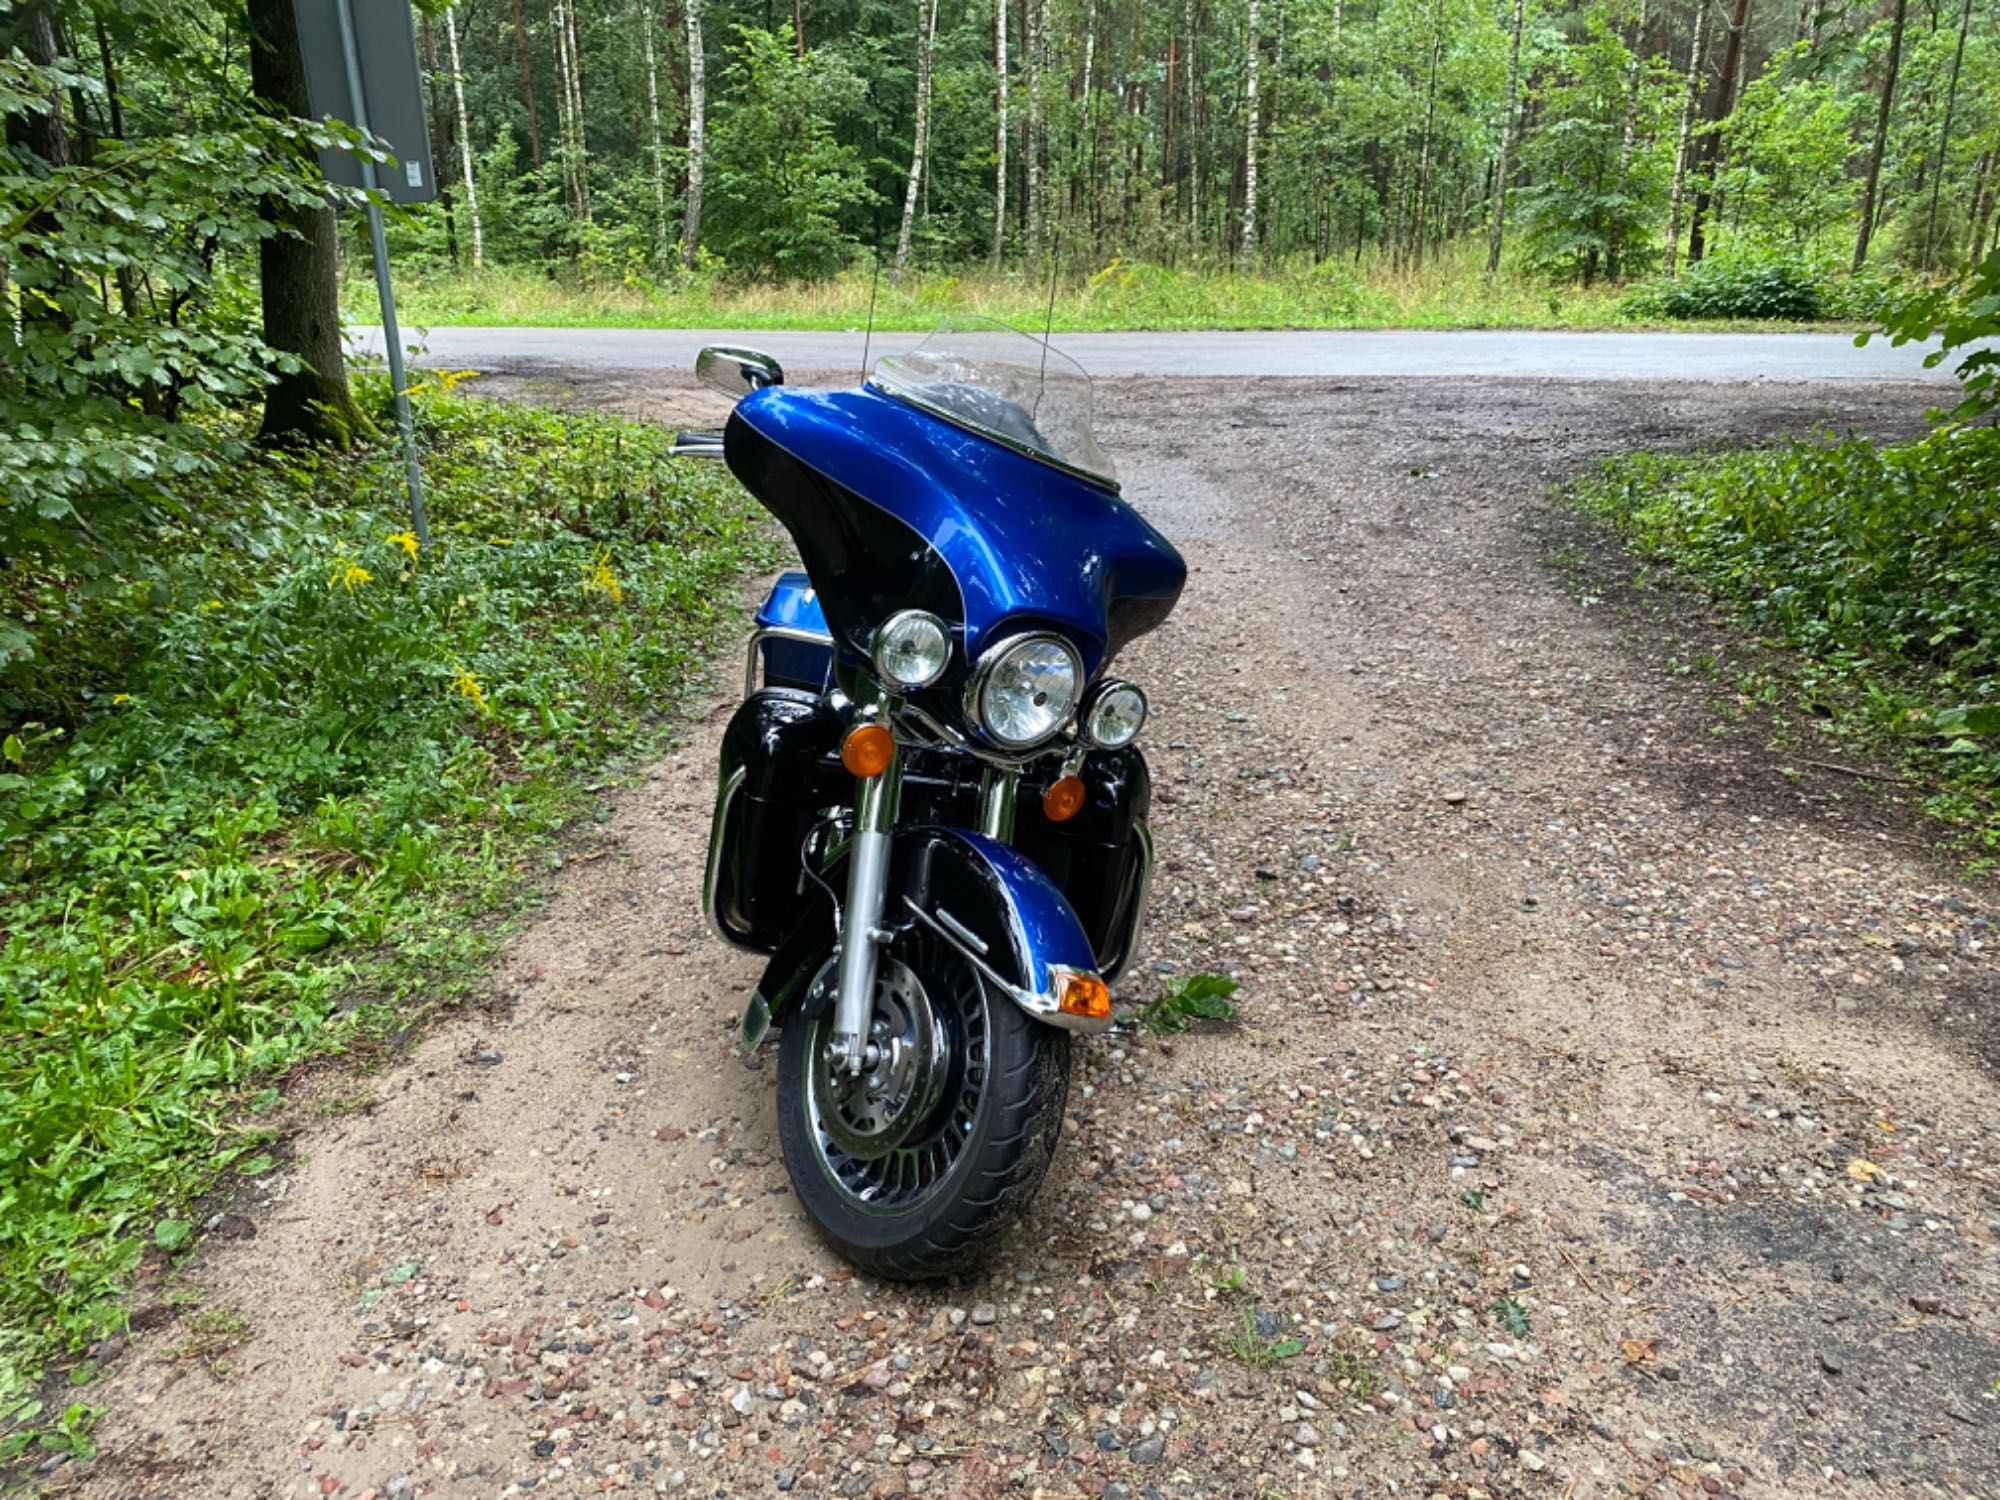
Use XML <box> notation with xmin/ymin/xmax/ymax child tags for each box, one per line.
<box><xmin>1570</xmin><ymin>422</ymin><xmax>2000</xmax><ymax>855</ymax></box>
<box><xmin>364</xmin><ymin>250</ymin><xmax>1650</xmax><ymax>332</ymax></box>
<box><xmin>0</xmin><ymin>377</ymin><xmax>772</xmax><ymax>1452</ymax></box>
<box><xmin>360</xmin><ymin>246</ymin><xmax>1889</xmax><ymax>335</ymax></box>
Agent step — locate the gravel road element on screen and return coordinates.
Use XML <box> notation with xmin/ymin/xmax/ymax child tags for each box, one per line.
<box><xmin>56</xmin><ymin>372</ymin><xmax>2000</xmax><ymax>1500</ymax></box>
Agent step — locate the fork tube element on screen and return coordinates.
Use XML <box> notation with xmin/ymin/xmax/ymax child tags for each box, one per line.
<box><xmin>977</xmin><ymin>766</ymin><xmax>1019</xmax><ymax>842</ymax></box>
<box><xmin>831</xmin><ymin>746</ymin><xmax>902</xmax><ymax>1074</ymax></box>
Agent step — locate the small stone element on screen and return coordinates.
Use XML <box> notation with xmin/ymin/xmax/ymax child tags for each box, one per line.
<box><xmin>1911</xmin><ymin>1295</ymin><xmax>1943</xmax><ymax>1315</ymax></box>
<box><xmin>1520</xmin><ymin>1450</ymin><xmax>1546</xmax><ymax>1472</ymax></box>
<box><xmin>970</xmin><ymin>1302</ymin><xmax>998</xmax><ymax>1326</ymax></box>
<box><xmin>1819</xmin><ymin>1351</ymin><xmax>1844</xmax><ymax>1376</ymax></box>
<box><xmin>1131</xmin><ymin>1435</ymin><xmax>1166</xmax><ymax>1464</ymax></box>
<box><xmin>729</xmin><ymin>1385</ymin><xmax>755</xmax><ymax>1416</ymax></box>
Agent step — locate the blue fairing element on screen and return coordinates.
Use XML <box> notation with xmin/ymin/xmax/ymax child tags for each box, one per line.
<box><xmin>732</xmin><ymin>386</ymin><xmax>1184</xmax><ymax>676</ymax></box>
<box><xmin>755</xmin><ymin>571</ymin><xmax>835</xmax><ymax>690</ymax></box>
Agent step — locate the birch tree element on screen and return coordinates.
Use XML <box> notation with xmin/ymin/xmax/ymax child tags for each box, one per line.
<box><xmin>1241</xmin><ymin>0</ymin><xmax>1260</xmax><ymax>270</ymax></box>
<box><xmin>991</xmin><ymin>0</ymin><xmax>1008</xmax><ymax>267</ymax></box>
<box><xmin>893</xmin><ymin>0</ymin><xmax>942</xmax><ymax>284</ymax></box>
<box><xmin>1026</xmin><ymin>0</ymin><xmax>1045</xmax><ymax>264</ymax></box>
<box><xmin>683</xmin><ymin>0</ymin><xmax>706</xmax><ymax>268</ymax></box>
<box><xmin>444</xmin><ymin>3</ymin><xmax>483</xmax><ymax>268</ymax></box>
<box><xmin>1663</xmin><ymin>0</ymin><xmax>1710</xmax><ymax>274</ymax></box>
<box><xmin>1487</xmin><ymin>0</ymin><xmax>1528</xmax><ymax>273</ymax></box>
<box><xmin>641</xmin><ymin>0</ymin><xmax>669</xmax><ymax>270</ymax></box>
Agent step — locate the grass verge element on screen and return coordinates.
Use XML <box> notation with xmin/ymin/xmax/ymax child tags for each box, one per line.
<box><xmin>1568</xmin><ymin>421</ymin><xmax>2000</xmax><ymax>859</ymax></box>
<box><xmin>362</xmin><ymin>254</ymin><xmax>1650</xmax><ymax>332</ymax></box>
<box><xmin>0</xmin><ymin>378</ymin><xmax>772</xmax><ymax>1456</ymax></box>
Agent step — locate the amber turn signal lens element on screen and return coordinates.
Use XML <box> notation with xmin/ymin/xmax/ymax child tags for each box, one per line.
<box><xmin>1042</xmin><ymin>775</ymin><xmax>1087</xmax><ymax>823</ymax></box>
<box><xmin>1053</xmin><ymin>967</ymin><xmax>1111</xmax><ymax>1023</ymax></box>
<box><xmin>841</xmin><ymin>723</ymin><xmax>896</xmax><ymax>778</ymax></box>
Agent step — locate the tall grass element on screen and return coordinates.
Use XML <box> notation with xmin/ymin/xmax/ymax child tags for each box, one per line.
<box><xmin>368</xmin><ymin>245</ymin><xmax>1646</xmax><ymax>332</ymax></box>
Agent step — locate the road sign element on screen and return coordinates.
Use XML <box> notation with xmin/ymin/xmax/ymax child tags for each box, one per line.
<box><xmin>293</xmin><ymin>0</ymin><xmax>436</xmax><ymax>203</ymax></box>
<box><xmin>292</xmin><ymin>0</ymin><xmax>434</xmax><ymax>541</ymax></box>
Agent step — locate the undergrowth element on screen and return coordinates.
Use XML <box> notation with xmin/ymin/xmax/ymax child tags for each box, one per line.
<box><xmin>1570</xmin><ymin>421</ymin><xmax>2000</xmax><ymax>854</ymax></box>
<box><xmin>0</xmin><ymin>378</ymin><xmax>770</xmax><ymax>1445</ymax></box>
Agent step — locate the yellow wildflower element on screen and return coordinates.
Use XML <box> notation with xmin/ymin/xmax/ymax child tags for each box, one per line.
<box><xmin>331</xmin><ymin>563</ymin><xmax>373</xmax><ymax>594</ymax></box>
<box><xmin>584</xmin><ymin>546</ymin><xmax>624</xmax><ymax>605</ymax></box>
<box><xmin>453</xmin><ymin>668</ymin><xmax>491</xmax><ymax>717</ymax></box>
<box><xmin>386</xmin><ymin>530</ymin><xmax>420</xmax><ymax>561</ymax></box>
<box><xmin>205</xmin><ymin>599</ymin><xmax>223</xmax><ymax>611</ymax></box>
<box><xmin>111</xmin><ymin>693</ymin><xmax>133</xmax><ymax>706</ymax></box>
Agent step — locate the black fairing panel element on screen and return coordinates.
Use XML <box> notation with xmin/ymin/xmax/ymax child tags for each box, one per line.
<box><xmin>711</xmin><ymin>689</ymin><xmax>847</xmax><ymax>951</ymax></box>
<box><xmin>1014</xmin><ymin>747</ymin><xmax>1151</xmax><ymax>979</ymax></box>
<box><xmin>724</xmin><ymin>411</ymin><xmax>964</xmax><ymax>662</ymax></box>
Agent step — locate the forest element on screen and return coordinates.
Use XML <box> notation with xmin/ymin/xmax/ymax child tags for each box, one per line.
<box><xmin>367</xmin><ymin>0</ymin><xmax>2000</xmax><ymax>318</ymax></box>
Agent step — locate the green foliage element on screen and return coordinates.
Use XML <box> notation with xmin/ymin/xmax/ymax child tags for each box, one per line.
<box><xmin>1571</xmin><ymin>421</ymin><xmax>2000</xmax><ymax>846</ymax></box>
<box><xmin>1710</xmin><ymin>49</ymin><xmax>1860</xmax><ymax>252</ymax></box>
<box><xmin>1136</xmin><ymin>974</ymin><xmax>1241</xmax><ymax>1034</ymax></box>
<box><xmin>1489</xmin><ymin>1296</ymin><xmax>1531</xmax><ymax>1336</ymax></box>
<box><xmin>0</xmin><ymin>54</ymin><xmax>372</xmax><ymax>667</ymax></box>
<box><xmin>705</xmin><ymin>28</ymin><xmax>874</xmax><ymax>279</ymax></box>
<box><xmin>0</xmin><ymin>383</ymin><xmax>768</xmax><ymax>1409</ymax></box>
<box><xmin>1872</xmin><ymin>248</ymin><xmax>2000</xmax><ymax>421</ymax></box>
<box><xmin>1625</xmin><ymin>249</ymin><xmax>1828</xmax><ymax>320</ymax></box>
<box><xmin>1513</xmin><ymin>19</ymin><xmax>1675</xmax><ymax>285</ymax></box>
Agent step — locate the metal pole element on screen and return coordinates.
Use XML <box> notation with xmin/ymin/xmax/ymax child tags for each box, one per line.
<box><xmin>333</xmin><ymin>0</ymin><xmax>430</xmax><ymax>543</ymax></box>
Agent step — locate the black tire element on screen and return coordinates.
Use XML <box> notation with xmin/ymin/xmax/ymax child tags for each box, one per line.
<box><xmin>775</xmin><ymin>929</ymin><xmax>1071</xmax><ymax>1279</ymax></box>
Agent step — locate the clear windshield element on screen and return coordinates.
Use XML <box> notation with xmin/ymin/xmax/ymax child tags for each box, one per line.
<box><xmin>868</xmin><ymin>318</ymin><xmax>1117</xmax><ymax>490</ymax></box>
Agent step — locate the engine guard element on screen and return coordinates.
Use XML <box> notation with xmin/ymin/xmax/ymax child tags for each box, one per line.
<box><xmin>741</xmin><ymin>825</ymin><xmax>1113</xmax><ymax>1048</ymax></box>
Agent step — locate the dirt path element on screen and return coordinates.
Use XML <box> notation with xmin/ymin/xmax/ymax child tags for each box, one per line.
<box><xmin>57</xmin><ymin>375</ymin><xmax>2000</xmax><ymax>1500</ymax></box>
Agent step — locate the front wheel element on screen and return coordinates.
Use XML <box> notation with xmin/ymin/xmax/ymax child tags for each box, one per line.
<box><xmin>775</xmin><ymin>929</ymin><xmax>1071</xmax><ymax>1279</ymax></box>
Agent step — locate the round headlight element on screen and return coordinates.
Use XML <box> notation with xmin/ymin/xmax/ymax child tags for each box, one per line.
<box><xmin>1086</xmin><ymin>681</ymin><xmax>1147</xmax><ymax>748</ymax></box>
<box><xmin>872</xmin><ymin>610</ymin><xmax>951</xmax><ymax>689</ymax></box>
<box><xmin>970</xmin><ymin>635</ymin><xmax>1081</xmax><ymax>748</ymax></box>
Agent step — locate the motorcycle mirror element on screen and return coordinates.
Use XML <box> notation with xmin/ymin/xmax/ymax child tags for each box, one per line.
<box><xmin>697</xmin><ymin>345</ymin><xmax>785</xmax><ymax>397</ymax></box>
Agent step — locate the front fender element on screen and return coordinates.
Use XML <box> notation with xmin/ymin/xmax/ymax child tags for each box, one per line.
<box><xmin>889</xmin><ymin>827</ymin><xmax>1112</xmax><ymax>1033</ymax></box>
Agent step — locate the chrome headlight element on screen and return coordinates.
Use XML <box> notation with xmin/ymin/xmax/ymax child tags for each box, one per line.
<box><xmin>872</xmin><ymin>609</ymin><xmax>951</xmax><ymax>689</ymax></box>
<box><xmin>1085</xmin><ymin>681</ymin><xmax>1147</xmax><ymax>748</ymax></box>
<box><xmin>967</xmin><ymin>634</ymin><xmax>1081</xmax><ymax>748</ymax></box>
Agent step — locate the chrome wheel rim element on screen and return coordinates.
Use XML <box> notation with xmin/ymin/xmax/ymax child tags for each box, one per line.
<box><xmin>804</xmin><ymin>935</ymin><xmax>990</xmax><ymax>1214</ymax></box>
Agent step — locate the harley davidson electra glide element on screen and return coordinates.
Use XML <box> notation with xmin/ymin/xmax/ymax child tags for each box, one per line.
<box><xmin>679</xmin><ymin>322</ymin><xmax>1186</xmax><ymax>1276</ymax></box>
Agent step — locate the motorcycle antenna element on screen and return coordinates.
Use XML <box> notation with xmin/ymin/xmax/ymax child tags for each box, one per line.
<box><xmin>1034</xmin><ymin>227</ymin><xmax>1061</xmax><ymax>421</ymax></box>
<box><xmin>860</xmin><ymin>242</ymin><xmax>884</xmax><ymax>385</ymax></box>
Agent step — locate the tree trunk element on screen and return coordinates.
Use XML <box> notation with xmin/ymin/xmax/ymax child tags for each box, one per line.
<box><xmin>683</xmin><ymin>0</ymin><xmax>706</xmax><ymax>268</ymax></box>
<box><xmin>1663</xmin><ymin>0</ymin><xmax>1710</xmax><ymax>274</ymax></box>
<box><xmin>641</xmin><ymin>0</ymin><xmax>669</xmax><ymax>271</ymax></box>
<box><xmin>1852</xmin><ymin>0</ymin><xmax>1907</xmax><ymax>270</ymax></box>
<box><xmin>893</xmin><ymin>0</ymin><xmax>941</xmax><ymax>284</ymax></box>
<box><xmin>552</xmin><ymin>0</ymin><xmax>579</xmax><ymax>215</ymax></box>
<box><xmin>565</xmin><ymin>0</ymin><xmax>592</xmax><ymax>222</ymax></box>
<box><xmin>793</xmin><ymin>0</ymin><xmax>805</xmax><ymax>55</ymax></box>
<box><xmin>1970</xmin><ymin>151</ymin><xmax>1996</xmax><ymax>263</ymax></box>
<box><xmin>1607</xmin><ymin>0</ymin><xmax>1650</xmax><ymax>279</ymax></box>
<box><xmin>1240</xmin><ymin>0</ymin><xmax>1260</xmax><ymax>270</ymax></box>
<box><xmin>1919</xmin><ymin>0</ymin><xmax>1971</xmax><ymax>268</ymax></box>
<box><xmin>1486</xmin><ymin>0</ymin><xmax>1527</xmax><ymax>274</ymax></box>
<box><xmin>4</xmin><ymin>0</ymin><xmax>74</xmax><ymax>328</ymax></box>
<box><xmin>244</xmin><ymin>0</ymin><xmax>368</xmax><ymax>445</ymax></box>
<box><xmin>510</xmin><ymin>0</ymin><xmax>544</xmax><ymax>168</ymax></box>
<box><xmin>419</xmin><ymin>16</ymin><xmax>463</xmax><ymax>269</ymax></box>
<box><xmin>1026</xmin><ymin>0</ymin><xmax>1044</xmax><ymax>264</ymax></box>
<box><xmin>444</xmin><ymin>5</ymin><xmax>483</xmax><ymax>268</ymax></box>
<box><xmin>1409</xmin><ymin>7</ymin><xmax>1440</xmax><ymax>271</ymax></box>
<box><xmin>991</xmin><ymin>0</ymin><xmax>1009</xmax><ymax>267</ymax></box>
<box><xmin>1686</xmin><ymin>0</ymin><xmax>1750</xmax><ymax>264</ymax></box>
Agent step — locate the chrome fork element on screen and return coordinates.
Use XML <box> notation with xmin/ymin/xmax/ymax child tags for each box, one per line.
<box><xmin>829</xmin><ymin>733</ymin><xmax>903</xmax><ymax>1075</ymax></box>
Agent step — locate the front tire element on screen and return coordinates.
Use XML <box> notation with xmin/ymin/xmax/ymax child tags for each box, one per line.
<box><xmin>775</xmin><ymin>929</ymin><xmax>1071</xmax><ymax>1279</ymax></box>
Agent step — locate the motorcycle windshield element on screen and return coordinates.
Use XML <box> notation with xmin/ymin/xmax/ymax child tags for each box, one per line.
<box><xmin>868</xmin><ymin>319</ymin><xmax>1117</xmax><ymax>491</ymax></box>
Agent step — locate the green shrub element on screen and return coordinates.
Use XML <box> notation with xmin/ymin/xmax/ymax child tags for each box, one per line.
<box><xmin>1572</xmin><ymin>423</ymin><xmax>2000</xmax><ymax>842</ymax></box>
<box><xmin>0</xmin><ymin>382</ymin><xmax>769</xmax><ymax>1412</ymax></box>
<box><xmin>1624</xmin><ymin>252</ymin><xmax>1827</xmax><ymax>321</ymax></box>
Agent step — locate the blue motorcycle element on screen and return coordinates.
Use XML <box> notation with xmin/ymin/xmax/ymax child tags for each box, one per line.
<box><xmin>682</xmin><ymin>322</ymin><xmax>1186</xmax><ymax>1276</ymax></box>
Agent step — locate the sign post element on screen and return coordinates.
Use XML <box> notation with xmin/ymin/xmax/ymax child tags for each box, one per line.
<box><xmin>293</xmin><ymin>0</ymin><xmax>437</xmax><ymax>542</ymax></box>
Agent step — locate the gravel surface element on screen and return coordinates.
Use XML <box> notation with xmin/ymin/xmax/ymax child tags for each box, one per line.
<box><xmin>52</xmin><ymin>373</ymin><xmax>2000</xmax><ymax>1500</ymax></box>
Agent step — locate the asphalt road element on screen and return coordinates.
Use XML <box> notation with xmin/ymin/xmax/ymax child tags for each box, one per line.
<box><xmin>354</xmin><ymin>324</ymin><xmax>1970</xmax><ymax>382</ymax></box>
